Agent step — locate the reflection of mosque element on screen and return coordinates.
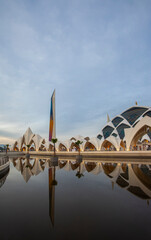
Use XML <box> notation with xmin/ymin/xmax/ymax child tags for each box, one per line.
<box><xmin>59</xmin><ymin>160</ymin><xmax>151</xmax><ymax>200</ymax></box>
<box><xmin>11</xmin><ymin>158</ymin><xmax>45</xmax><ymax>182</ymax></box>
<box><xmin>2</xmin><ymin>157</ymin><xmax>151</xmax><ymax>226</ymax></box>
<box><xmin>102</xmin><ymin>163</ymin><xmax>151</xmax><ymax>200</ymax></box>
<box><xmin>11</xmin><ymin>158</ymin><xmax>151</xmax><ymax>201</ymax></box>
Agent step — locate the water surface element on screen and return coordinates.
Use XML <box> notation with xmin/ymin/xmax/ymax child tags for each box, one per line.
<box><xmin>0</xmin><ymin>157</ymin><xmax>151</xmax><ymax>240</ymax></box>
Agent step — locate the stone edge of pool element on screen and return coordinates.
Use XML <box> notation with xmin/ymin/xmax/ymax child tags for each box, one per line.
<box><xmin>1</xmin><ymin>151</ymin><xmax>151</xmax><ymax>159</ymax></box>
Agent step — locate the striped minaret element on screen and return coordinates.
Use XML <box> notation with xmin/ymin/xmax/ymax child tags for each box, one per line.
<box><xmin>49</xmin><ymin>90</ymin><xmax>56</xmax><ymax>141</ymax></box>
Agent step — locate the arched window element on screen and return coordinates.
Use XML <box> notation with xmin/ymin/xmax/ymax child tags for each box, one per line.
<box><xmin>59</xmin><ymin>143</ymin><xmax>67</xmax><ymax>151</ymax></box>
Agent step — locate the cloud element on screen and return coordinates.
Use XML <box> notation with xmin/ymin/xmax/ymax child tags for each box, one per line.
<box><xmin>0</xmin><ymin>0</ymin><xmax>151</xmax><ymax>143</ymax></box>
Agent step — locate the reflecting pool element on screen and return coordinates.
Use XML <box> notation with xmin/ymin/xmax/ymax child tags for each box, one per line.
<box><xmin>0</xmin><ymin>157</ymin><xmax>151</xmax><ymax>240</ymax></box>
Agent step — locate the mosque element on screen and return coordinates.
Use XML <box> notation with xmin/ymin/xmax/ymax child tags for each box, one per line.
<box><xmin>11</xmin><ymin>105</ymin><xmax>151</xmax><ymax>152</ymax></box>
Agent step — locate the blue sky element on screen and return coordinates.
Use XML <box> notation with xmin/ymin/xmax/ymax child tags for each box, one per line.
<box><xmin>0</xmin><ymin>0</ymin><xmax>151</xmax><ymax>144</ymax></box>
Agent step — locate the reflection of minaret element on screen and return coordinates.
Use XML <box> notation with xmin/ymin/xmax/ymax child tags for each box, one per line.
<box><xmin>49</xmin><ymin>166</ymin><xmax>57</xmax><ymax>227</ymax></box>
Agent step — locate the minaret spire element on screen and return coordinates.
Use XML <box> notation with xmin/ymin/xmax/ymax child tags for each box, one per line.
<box><xmin>107</xmin><ymin>114</ymin><xmax>110</xmax><ymax>123</ymax></box>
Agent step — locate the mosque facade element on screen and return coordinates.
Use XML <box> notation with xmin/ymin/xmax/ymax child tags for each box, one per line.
<box><xmin>11</xmin><ymin>105</ymin><xmax>151</xmax><ymax>152</ymax></box>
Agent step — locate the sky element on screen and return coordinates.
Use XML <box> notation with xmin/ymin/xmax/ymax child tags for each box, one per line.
<box><xmin>0</xmin><ymin>0</ymin><xmax>151</xmax><ymax>144</ymax></box>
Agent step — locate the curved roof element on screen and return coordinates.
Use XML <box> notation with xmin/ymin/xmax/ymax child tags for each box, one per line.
<box><xmin>97</xmin><ymin>106</ymin><xmax>151</xmax><ymax>140</ymax></box>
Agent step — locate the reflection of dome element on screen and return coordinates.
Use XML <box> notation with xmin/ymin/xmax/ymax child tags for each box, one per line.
<box><xmin>0</xmin><ymin>166</ymin><xmax>10</xmax><ymax>188</ymax></box>
<box><xmin>97</xmin><ymin>106</ymin><xmax>151</xmax><ymax>141</ymax></box>
<box><xmin>106</xmin><ymin>163</ymin><xmax>151</xmax><ymax>200</ymax></box>
<box><xmin>127</xmin><ymin>186</ymin><xmax>149</xmax><ymax>199</ymax></box>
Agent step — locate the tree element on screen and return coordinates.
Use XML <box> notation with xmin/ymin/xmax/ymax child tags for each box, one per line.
<box><xmin>51</xmin><ymin>138</ymin><xmax>58</xmax><ymax>156</ymax></box>
<box><xmin>6</xmin><ymin>144</ymin><xmax>9</xmax><ymax>154</ymax></box>
<box><xmin>75</xmin><ymin>140</ymin><xmax>83</xmax><ymax>155</ymax></box>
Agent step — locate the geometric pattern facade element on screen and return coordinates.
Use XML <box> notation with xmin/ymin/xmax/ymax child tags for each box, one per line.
<box><xmin>97</xmin><ymin>106</ymin><xmax>151</xmax><ymax>140</ymax></box>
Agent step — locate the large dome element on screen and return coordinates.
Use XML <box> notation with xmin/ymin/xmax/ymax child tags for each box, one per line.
<box><xmin>97</xmin><ymin>106</ymin><xmax>151</xmax><ymax>141</ymax></box>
